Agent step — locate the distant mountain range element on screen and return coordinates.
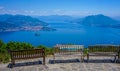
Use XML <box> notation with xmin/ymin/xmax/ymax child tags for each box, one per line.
<box><xmin>0</xmin><ymin>14</ymin><xmax>120</xmax><ymax>32</ymax></box>
<box><xmin>76</xmin><ymin>14</ymin><xmax>120</xmax><ymax>28</ymax></box>
<box><xmin>35</xmin><ymin>15</ymin><xmax>77</xmax><ymax>23</ymax></box>
<box><xmin>113</xmin><ymin>16</ymin><xmax>120</xmax><ymax>20</ymax></box>
<box><xmin>0</xmin><ymin>14</ymin><xmax>55</xmax><ymax>32</ymax></box>
<box><xmin>35</xmin><ymin>14</ymin><xmax>120</xmax><ymax>29</ymax></box>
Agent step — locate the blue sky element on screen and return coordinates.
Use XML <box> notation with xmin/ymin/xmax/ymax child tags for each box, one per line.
<box><xmin>0</xmin><ymin>0</ymin><xmax>120</xmax><ymax>16</ymax></box>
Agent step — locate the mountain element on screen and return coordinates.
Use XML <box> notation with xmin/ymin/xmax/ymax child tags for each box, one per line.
<box><xmin>0</xmin><ymin>14</ymin><xmax>55</xmax><ymax>32</ymax></box>
<box><xmin>0</xmin><ymin>14</ymin><xmax>13</xmax><ymax>22</ymax></box>
<box><xmin>6</xmin><ymin>15</ymin><xmax>48</xmax><ymax>26</ymax></box>
<box><xmin>77</xmin><ymin>14</ymin><xmax>120</xmax><ymax>28</ymax></box>
<box><xmin>0</xmin><ymin>21</ymin><xmax>17</xmax><ymax>29</ymax></box>
<box><xmin>35</xmin><ymin>15</ymin><xmax>76</xmax><ymax>23</ymax></box>
<box><xmin>113</xmin><ymin>16</ymin><xmax>120</xmax><ymax>20</ymax></box>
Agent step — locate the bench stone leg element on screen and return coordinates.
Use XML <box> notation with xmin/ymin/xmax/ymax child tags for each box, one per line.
<box><xmin>80</xmin><ymin>54</ymin><xmax>84</xmax><ymax>62</ymax></box>
<box><xmin>43</xmin><ymin>56</ymin><xmax>45</xmax><ymax>65</ymax></box>
<box><xmin>87</xmin><ymin>54</ymin><xmax>89</xmax><ymax>63</ymax></box>
<box><xmin>53</xmin><ymin>55</ymin><xmax>55</xmax><ymax>64</ymax></box>
<box><xmin>117</xmin><ymin>54</ymin><xmax>120</xmax><ymax>63</ymax></box>
<box><xmin>82</xmin><ymin>55</ymin><xmax>84</xmax><ymax>62</ymax></box>
<box><xmin>114</xmin><ymin>55</ymin><xmax>117</xmax><ymax>63</ymax></box>
<box><xmin>11</xmin><ymin>60</ymin><xmax>15</xmax><ymax>68</ymax></box>
<box><xmin>80</xmin><ymin>56</ymin><xmax>82</xmax><ymax>62</ymax></box>
<box><xmin>80</xmin><ymin>55</ymin><xmax>82</xmax><ymax>62</ymax></box>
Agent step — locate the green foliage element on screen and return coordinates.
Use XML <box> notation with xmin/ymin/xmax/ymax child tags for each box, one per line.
<box><xmin>37</xmin><ymin>45</ymin><xmax>54</xmax><ymax>55</ymax></box>
<box><xmin>6</xmin><ymin>41</ymin><xmax>33</xmax><ymax>50</ymax></box>
<box><xmin>0</xmin><ymin>40</ymin><xmax>7</xmax><ymax>53</ymax></box>
<box><xmin>37</xmin><ymin>45</ymin><xmax>47</xmax><ymax>49</ymax></box>
<box><xmin>83</xmin><ymin>48</ymin><xmax>89</xmax><ymax>55</ymax></box>
<box><xmin>0</xmin><ymin>40</ymin><xmax>4</xmax><ymax>46</ymax></box>
<box><xmin>0</xmin><ymin>40</ymin><xmax>34</xmax><ymax>63</ymax></box>
<box><xmin>0</xmin><ymin>53</ymin><xmax>10</xmax><ymax>63</ymax></box>
<box><xmin>88</xmin><ymin>45</ymin><xmax>119</xmax><ymax>52</ymax></box>
<box><xmin>0</xmin><ymin>44</ymin><xmax>7</xmax><ymax>53</ymax></box>
<box><xmin>46</xmin><ymin>48</ymin><xmax>54</xmax><ymax>55</ymax></box>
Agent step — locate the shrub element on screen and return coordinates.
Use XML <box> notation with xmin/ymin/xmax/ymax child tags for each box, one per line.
<box><xmin>0</xmin><ymin>53</ymin><xmax>10</xmax><ymax>63</ymax></box>
<box><xmin>37</xmin><ymin>45</ymin><xmax>54</xmax><ymax>56</ymax></box>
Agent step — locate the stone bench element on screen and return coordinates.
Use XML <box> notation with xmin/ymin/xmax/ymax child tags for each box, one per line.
<box><xmin>87</xmin><ymin>45</ymin><xmax>120</xmax><ymax>63</ymax></box>
<box><xmin>9</xmin><ymin>48</ymin><xmax>45</xmax><ymax>68</ymax></box>
<box><xmin>53</xmin><ymin>44</ymin><xmax>84</xmax><ymax>63</ymax></box>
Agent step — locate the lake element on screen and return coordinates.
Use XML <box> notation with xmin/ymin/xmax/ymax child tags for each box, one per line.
<box><xmin>0</xmin><ymin>22</ymin><xmax>120</xmax><ymax>47</ymax></box>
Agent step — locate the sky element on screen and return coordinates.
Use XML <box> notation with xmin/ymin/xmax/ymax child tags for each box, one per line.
<box><xmin>0</xmin><ymin>0</ymin><xmax>120</xmax><ymax>17</ymax></box>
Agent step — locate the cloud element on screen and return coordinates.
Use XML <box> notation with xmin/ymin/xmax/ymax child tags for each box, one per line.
<box><xmin>53</xmin><ymin>9</ymin><xmax>62</xmax><ymax>12</ymax></box>
<box><xmin>24</xmin><ymin>10</ymin><xmax>35</xmax><ymax>14</ymax></box>
<box><xmin>0</xmin><ymin>6</ymin><xmax>4</xmax><ymax>9</ymax></box>
<box><xmin>0</xmin><ymin>7</ymin><xmax>95</xmax><ymax>16</ymax></box>
<box><xmin>29</xmin><ymin>10</ymin><xmax>34</xmax><ymax>13</ymax></box>
<box><xmin>51</xmin><ymin>9</ymin><xmax>83</xmax><ymax>16</ymax></box>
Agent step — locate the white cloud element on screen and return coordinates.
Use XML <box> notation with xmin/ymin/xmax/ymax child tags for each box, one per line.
<box><xmin>53</xmin><ymin>9</ymin><xmax>62</xmax><ymax>12</ymax></box>
<box><xmin>24</xmin><ymin>10</ymin><xmax>29</xmax><ymax>13</ymax></box>
<box><xmin>0</xmin><ymin>6</ymin><xmax>4</xmax><ymax>9</ymax></box>
<box><xmin>51</xmin><ymin>10</ymin><xmax>83</xmax><ymax>16</ymax></box>
<box><xmin>29</xmin><ymin>10</ymin><xmax>34</xmax><ymax>14</ymax></box>
<box><xmin>24</xmin><ymin>10</ymin><xmax>35</xmax><ymax>15</ymax></box>
<box><xmin>0</xmin><ymin>7</ymin><xmax>96</xmax><ymax>16</ymax></box>
<box><xmin>8</xmin><ymin>10</ymin><xmax>17</xmax><ymax>13</ymax></box>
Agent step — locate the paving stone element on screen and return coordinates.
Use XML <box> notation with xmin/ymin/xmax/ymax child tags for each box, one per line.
<box><xmin>24</xmin><ymin>67</ymin><xmax>37</xmax><ymax>71</ymax></box>
<box><xmin>0</xmin><ymin>68</ymin><xmax>10</xmax><ymax>71</ymax></box>
<box><xmin>117</xmin><ymin>68</ymin><xmax>120</xmax><ymax>70</ymax></box>
<box><xmin>37</xmin><ymin>67</ymin><xmax>44</xmax><ymax>71</ymax></box>
<box><xmin>0</xmin><ymin>56</ymin><xmax>120</xmax><ymax>71</ymax></box>
<box><xmin>79</xmin><ymin>69</ymin><xmax>87</xmax><ymax>71</ymax></box>
<box><xmin>95</xmin><ymin>67</ymin><xmax>103</xmax><ymax>69</ymax></box>
<box><xmin>51</xmin><ymin>68</ymin><xmax>63</xmax><ymax>71</ymax></box>
<box><xmin>111</xmin><ymin>68</ymin><xmax>118</xmax><ymax>71</ymax></box>
<box><xmin>72</xmin><ymin>68</ymin><xmax>79</xmax><ymax>71</ymax></box>
<box><xmin>60</xmin><ymin>67</ymin><xmax>66</xmax><ymax>69</ymax></box>
<box><xmin>87</xmin><ymin>69</ymin><xmax>96</xmax><ymax>71</ymax></box>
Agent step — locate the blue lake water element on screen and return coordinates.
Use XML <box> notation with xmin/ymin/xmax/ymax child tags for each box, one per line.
<box><xmin>0</xmin><ymin>23</ymin><xmax>120</xmax><ymax>47</ymax></box>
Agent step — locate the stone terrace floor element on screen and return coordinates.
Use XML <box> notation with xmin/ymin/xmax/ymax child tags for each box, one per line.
<box><xmin>0</xmin><ymin>56</ymin><xmax>120</xmax><ymax>71</ymax></box>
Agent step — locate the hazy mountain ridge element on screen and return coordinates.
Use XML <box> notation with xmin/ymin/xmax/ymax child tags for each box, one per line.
<box><xmin>0</xmin><ymin>14</ymin><xmax>13</xmax><ymax>22</ymax></box>
<box><xmin>0</xmin><ymin>14</ymin><xmax>55</xmax><ymax>32</ymax></box>
<box><xmin>113</xmin><ymin>16</ymin><xmax>120</xmax><ymax>20</ymax></box>
<box><xmin>35</xmin><ymin>15</ymin><xmax>77</xmax><ymax>23</ymax></box>
<box><xmin>6</xmin><ymin>15</ymin><xmax>48</xmax><ymax>26</ymax></box>
<box><xmin>0</xmin><ymin>14</ymin><xmax>120</xmax><ymax>32</ymax></box>
<box><xmin>35</xmin><ymin>14</ymin><xmax>120</xmax><ymax>29</ymax></box>
<box><xmin>76</xmin><ymin>14</ymin><xmax>120</xmax><ymax>28</ymax></box>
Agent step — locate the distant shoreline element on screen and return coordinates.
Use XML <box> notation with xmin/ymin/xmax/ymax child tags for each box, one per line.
<box><xmin>0</xmin><ymin>26</ymin><xmax>56</xmax><ymax>32</ymax></box>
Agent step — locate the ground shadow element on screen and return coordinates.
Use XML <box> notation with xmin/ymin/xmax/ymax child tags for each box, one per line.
<box><xmin>7</xmin><ymin>60</ymin><xmax>42</xmax><ymax>68</ymax></box>
<box><xmin>49</xmin><ymin>59</ymin><xmax>80</xmax><ymax>64</ymax></box>
<box><xmin>116</xmin><ymin>59</ymin><xmax>120</xmax><ymax>63</ymax></box>
<box><xmin>83</xmin><ymin>59</ymin><xmax>115</xmax><ymax>63</ymax></box>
